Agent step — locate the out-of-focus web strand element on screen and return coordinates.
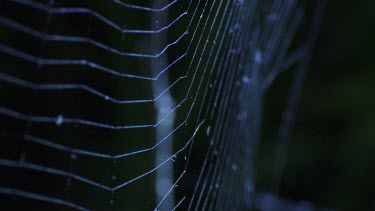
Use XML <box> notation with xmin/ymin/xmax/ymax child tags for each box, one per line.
<box><xmin>188</xmin><ymin>0</ymin><xmax>306</xmax><ymax>209</ymax></box>
<box><xmin>215</xmin><ymin>7</ymin><xmax>302</xmax><ymax>210</ymax></box>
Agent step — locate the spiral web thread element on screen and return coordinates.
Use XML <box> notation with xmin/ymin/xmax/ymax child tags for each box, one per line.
<box><xmin>0</xmin><ymin>0</ymin><xmax>325</xmax><ymax>210</ymax></box>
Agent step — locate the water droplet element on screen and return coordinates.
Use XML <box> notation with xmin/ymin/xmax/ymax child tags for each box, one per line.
<box><xmin>255</xmin><ymin>50</ymin><xmax>263</xmax><ymax>63</ymax></box>
<box><xmin>206</xmin><ymin>126</ymin><xmax>211</xmax><ymax>136</ymax></box>
<box><xmin>230</xmin><ymin>23</ymin><xmax>239</xmax><ymax>34</ymax></box>
<box><xmin>110</xmin><ymin>200</ymin><xmax>114</xmax><ymax>204</ymax></box>
<box><xmin>245</xmin><ymin>184</ymin><xmax>253</xmax><ymax>192</ymax></box>
<box><xmin>232</xmin><ymin>163</ymin><xmax>238</xmax><ymax>171</ymax></box>
<box><xmin>236</xmin><ymin>111</ymin><xmax>247</xmax><ymax>121</ymax></box>
<box><xmin>112</xmin><ymin>175</ymin><xmax>117</xmax><ymax>181</ymax></box>
<box><xmin>215</xmin><ymin>183</ymin><xmax>219</xmax><ymax>188</ymax></box>
<box><xmin>184</xmin><ymin>156</ymin><xmax>187</xmax><ymax>160</ymax></box>
<box><xmin>242</xmin><ymin>75</ymin><xmax>250</xmax><ymax>84</ymax></box>
<box><xmin>56</xmin><ymin>115</ymin><xmax>64</xmax><ymax>126</ymax></box>
<box><xmin>105</xmin><ymin>96</ymin><xmax>109</xmax><ymax>100</ymax></box>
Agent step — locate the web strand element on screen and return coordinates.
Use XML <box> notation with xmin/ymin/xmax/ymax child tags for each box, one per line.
<box><xmin>0</xmin><ymin>0</ymin><xmax>324</xmax><ymax>209</ymax></box>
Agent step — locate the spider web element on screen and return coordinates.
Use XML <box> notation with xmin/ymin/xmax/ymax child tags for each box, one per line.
<box><xmin>0</xmin><ymin>0</ymin><xmax>325</xmax><ymax>210</ymax></box>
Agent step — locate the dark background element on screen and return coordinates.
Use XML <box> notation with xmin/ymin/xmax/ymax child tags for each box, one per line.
<box><xmin>257</xmin><ymin>0</ymin><xmax>375</xmax><ymax>210</ymax></box>
<box><xmin>1</xmin><ymin>0</ymin><xmax>374</xmax><ymax>210</ymax></box>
